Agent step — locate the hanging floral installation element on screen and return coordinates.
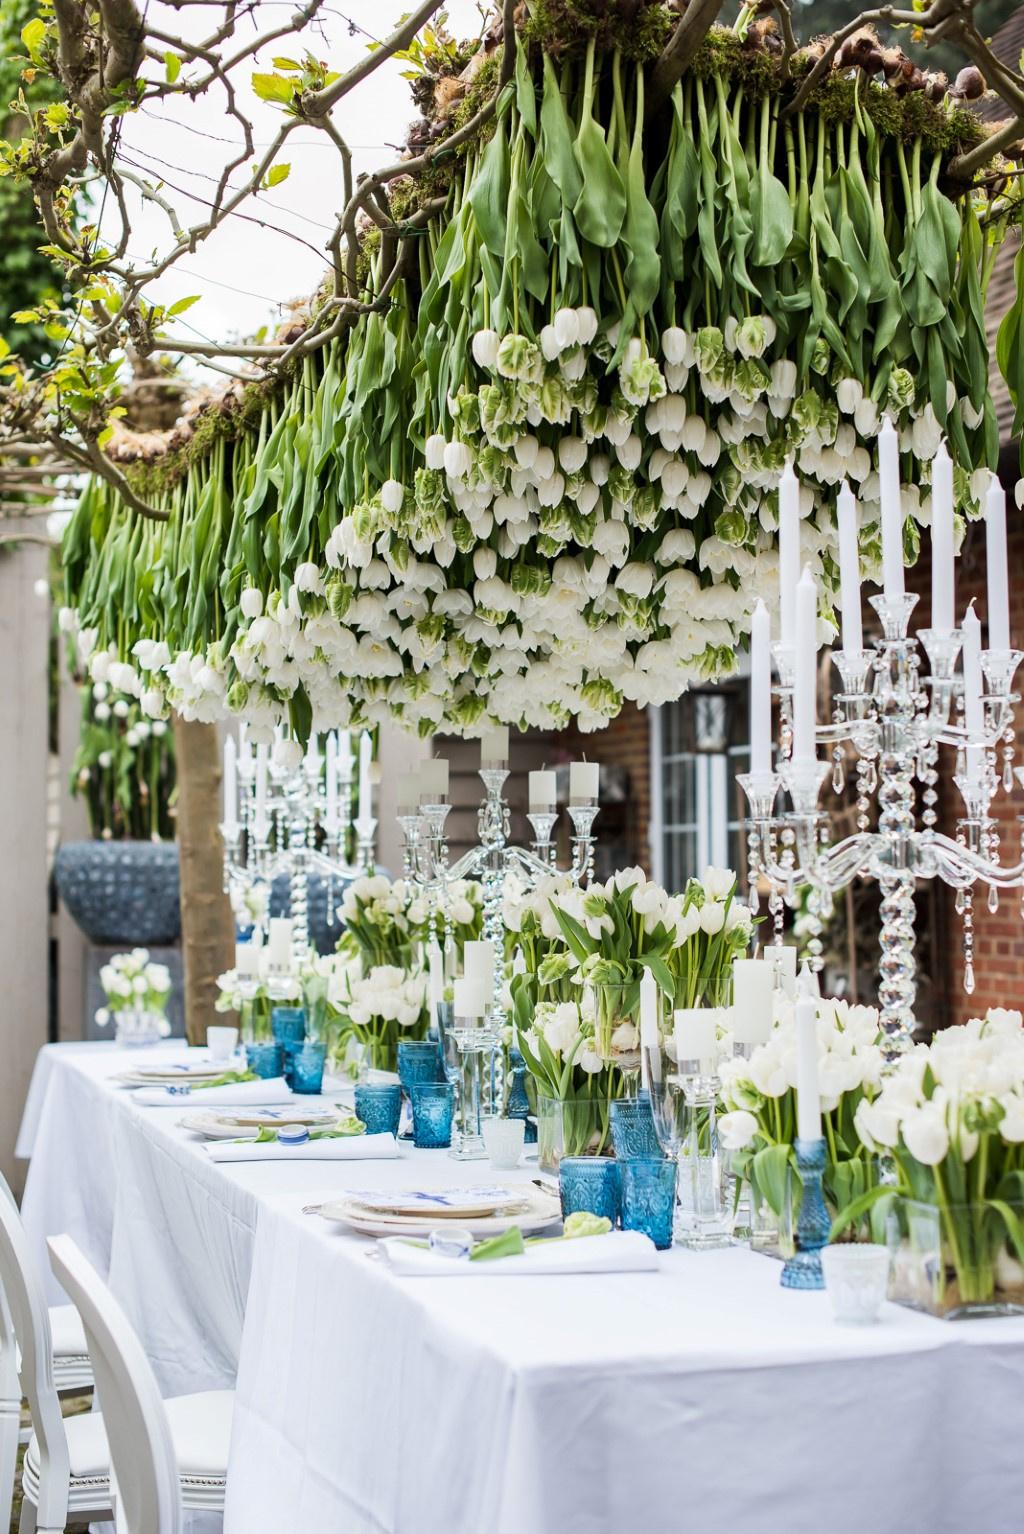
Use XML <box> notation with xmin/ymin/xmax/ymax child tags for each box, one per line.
<box><xmin>59</xmin><ymin>16</ymin><xmax>1019</xmax><ymax>740</ymax></box>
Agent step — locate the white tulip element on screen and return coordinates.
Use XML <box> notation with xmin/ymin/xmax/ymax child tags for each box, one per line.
<box><xmin>533</xmin><ymin>445</ymin><xmax>555</xmax><ymax>481</ymax></box>
<box><xmin>589</xmin><ymin>453</ymin><xmax>610</xmax><ymax>486</ymax></box>
<box><xmin>540</xmin><ymin>324</ymin><xmax>560</xmax><ymax>361</ymax></box>
<box><xmin>273</xmin><ymin>737</ymin><xmax>304</xmax><ymax>774</ymax></box>
<box><xmin>473</xmin><ymin>547</ymin><xmax>498</xmax><ymax>581</ymax></box>
<box><xmin>558</xmin><ymin>436</ymin><xmax>587</xmax><ymax>474</ymax></box>
<box><xmin>837</xmin><ymin>378</ymin><xmax>863</xmax><ymax>414</ymax></box>
<box><xmin>240</xmin><ymin>587</ymin><xmax>263</xmax><ymax>619</ymax></box>
<box><xmin>901</xmin><ymin>1104</ymin><xmax>950</xmax><ymax>1166</ymax></box>
<box><xmin>380</xmin><ymin>479</ymin><xmax>404</xmax><ymax>515</ymax></box>
<box><xmin>575</xmin><ymin>306</ymin><xmax>599</xmax><ymax>345</ymax></box>
<box><xmin>514</xmin><ymin>434</ymin><xmax>539</xmax><ymax>469</ymax></box>
<box><xmin>553</xmin><ymin>307</ymin><xmax>580</xmax><ymax>350</ymax></box>
<box><xmin>471</xmin><ymin>328</ymin><xmax>500</xmax><ymax>370</ymax></box>
<box><xmin>443</xmin><ymin>441</ymin><xmax>473</xmax><ymax>479</ymax></box>
<box><xmin>617</xmin><ymin>435</ymin><xmax>642</xmax><ymax>470</ymax></box>
<box><xmin>425</xmin><ymin>433</ymin><xmax>446</xmax><ymax>470</ymax></box>
<box><xmin>718</xmin><ymin>1110</ymin><xmax>759</xmax><ymax>1151</ymax></box>
<box><xmin>662</xmin><ymin>327</ymin><xmax>692</xmax><ymax>366</ymax></box>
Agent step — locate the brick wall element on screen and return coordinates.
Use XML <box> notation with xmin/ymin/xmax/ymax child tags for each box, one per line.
<box><xmin>548</xmin><ymin>475</ymin><xmax>1024</xmax><ymax>1031</ymax></box>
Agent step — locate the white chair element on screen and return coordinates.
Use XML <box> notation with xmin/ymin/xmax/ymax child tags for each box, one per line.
<box><xmin>0</xmin><ymin>1181</ymin><xmax>233</xmax><ymax>1532</ymax></box>
<box><xmin>48</xmin><ymin>1236</ymin><xmax>180</xmax><ymax>1534</ymax></box>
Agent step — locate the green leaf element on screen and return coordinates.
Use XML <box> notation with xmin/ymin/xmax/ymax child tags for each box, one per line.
<box><xmin>264</xmin><ymin>162</ymin><xmax>290</xmax><ymax>188</ymax></box>
<box><xmin>252</xmin><ymin>72</ymin><xmax>295</xmax><ymax>106</ymax></box>
<box><xmin>167</xmin><ymin>294</ymin><xmax>201</xmax><ymax>317</ymax></box>
<box><xmin>571</xmin><ymin>41</ymin><xmax>625</xmax><ymax>249</ymax></box>
<box><xmin>272</xmin><ymin>56</ymin><xmax>301</xmax><ymax>70</ymax></box>
<box><xmin>164</xmin><ymin>51</ymin><xmax>181</xmax><ymax>84</ymax></box>
<box><xmin>21</xmin><ymin>18</ymin><xmax>45</xmax><ymax>58</ymax></box>
<box><xmin>830</xmin><ymin>1182</ymin><xmax>896</xmax><ymax>1240</ymax></box>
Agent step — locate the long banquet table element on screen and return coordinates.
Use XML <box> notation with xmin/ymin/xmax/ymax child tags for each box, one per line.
<box><xmin>17</xmin><ymin>1040</ymin><xmax>1024</xmax><ymax>1534</ymax></box>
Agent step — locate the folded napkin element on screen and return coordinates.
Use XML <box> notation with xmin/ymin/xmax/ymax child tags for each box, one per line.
<box><xmin>205</xmin><ymin>1132</ymin><xmax>399</xmax><ymax>1163</ymax></box>
<box><xmin>381</xmin><ymin>1230</ymin><xmax>658</xmax><ymax>1277</ymax></box>
<box><xmin>133</xmin><ymin>1077</ymin><xmax>297</xmax><ymax>1108</ymax></box>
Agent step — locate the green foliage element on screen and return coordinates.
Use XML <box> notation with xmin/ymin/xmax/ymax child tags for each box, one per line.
<box><xmin>0</xmin><ymin>0</ymin><xmax>67</xmax><ymax>364</ymax></box>
<box><xmin>71</xmin><ymin>682</ymin><xmax>176</xmax><ymax>841</ymax></box>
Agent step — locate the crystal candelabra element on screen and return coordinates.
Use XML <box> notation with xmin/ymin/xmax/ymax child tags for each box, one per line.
<box><xmin>399</xmin><ymin>763</ymin><xmax>604</xmax><ymax>1029</ymax></box>
<box><xmin>741</xmin><ymin>590</ymin><xmax>1024</xmax><ymax>1058</ymax></box>
<box><xmin>219</xmin><ymin>728</ymin><xmax>376</xmax><ymax>968</ymax></box>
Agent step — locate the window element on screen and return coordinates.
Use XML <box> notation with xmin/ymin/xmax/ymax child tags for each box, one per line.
<box><xmin>649</xmin><ymin>681</ymin><xmax>750</xmax><ymax>891</ymax></box>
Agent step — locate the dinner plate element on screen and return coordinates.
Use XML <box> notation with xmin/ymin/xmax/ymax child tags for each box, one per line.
<box><xmin>113</xmin><ymin>1062</ymin><xmax>227</xmax><ymax>1087</ymax></box>
<box><xmin>181</xmin><ymin>1106</ymin><xmax>341</xmax><ymax>1139</ymax></box>
<box><xmin>318</xmin><ymin>1186</ymin><xmax>561</xmax><ymax>1239</ymax></box>
<box><xmin>343</xmin><ymin>1186</ymin><xmax>525</xmax><ymax>1219</ymax></box>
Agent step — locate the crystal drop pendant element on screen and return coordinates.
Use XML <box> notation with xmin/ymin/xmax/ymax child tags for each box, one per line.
<box><xmin>964</xmin><ymin>960</ymin><xmax>975</xmax><ymax>995</ymax></box>
<box><xmin>988</xmin><ymin>884</ymin><xmax>999</xmax><ymax>914</ymax></box>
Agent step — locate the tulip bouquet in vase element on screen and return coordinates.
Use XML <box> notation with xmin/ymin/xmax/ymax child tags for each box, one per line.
<box><xmin>330</xmin><ymin>965</ymin><xmax>430</xmax><ymax>1076</ymax></box>
<box><xmin>510</xmin><ymin>865</ymin><xmax>751</xmax><ymax>1168</ymax></box>
<box><xmin>96</xmin><ymin>948</ymin><xmax>173</xmax><ymax>1047</ymax></box>
<box><xmin>837</xmin><ymin>1009</ymin><xmax>1024</xmax><ymax>1318</ymax></box>
<box><xmin>215</xmin><ymin>955</ymin><xmax>299</xmax><ymax>1042</ymax></box>
<box><xmin>718</xmin><ymin>997</ymin><xmax>885</xmax><ymax>1258</ymax></box>
<box><xmin>336</xmin><ymin>874</ymin><xmax>423</xmax><ymax>971</ymax></box>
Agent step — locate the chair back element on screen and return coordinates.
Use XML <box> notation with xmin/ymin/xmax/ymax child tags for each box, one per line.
<box><xmin>0</xmin><ymin>1174</ymin><xmax>71</xmax><ymax>1525</ymax></box>
<box><xmin>48</xmin><ymin>1235</ymin><xmax>181</xmax><ymax>1534</ymax></box>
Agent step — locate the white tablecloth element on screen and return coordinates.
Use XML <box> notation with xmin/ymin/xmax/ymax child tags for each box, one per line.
<box><xmin>18</xmin><ymin>1043</ymin><xmax>1024</xmax><ymax>1534</ymax></box>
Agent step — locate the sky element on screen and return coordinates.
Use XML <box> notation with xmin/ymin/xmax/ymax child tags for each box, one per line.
<box><xmin>103</xmin><ymin>0</ymin><xmax>484</xmax><ymax>368</ymax></box>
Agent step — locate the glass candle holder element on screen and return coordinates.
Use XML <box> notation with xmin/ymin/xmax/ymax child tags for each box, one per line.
<box><xmin>410</xmin><ymin>1082</ymin><xmax>454</xmax><ymax>1149</ymax></box>
<box><xmin>290</xmin><ymin>1040</ymin><xmax>326</xmax><ymax>1095</ymax></box>
<box><xmin>620</xmin><ymin>1158</ymin><xmax>678</xmax><ymax>1251</ymax></box>
<box><xmin>354</xmin><ymin>1082</ymin><xmax>402</xmax><ymax>1138</ymax></box>
<box><xmin>559</xmin><ymin>1157</ymin><xmax>620</xmax><ymax>1224</ymax></box>
<box><xmin>610</xmin><ymin>1094</ymin><xmax>664</xmax><ymax>1162</ymax></box>
<box><xmin>245</xmin><ymin>1040</ymin><xmax>283</xmax><ymax>1080</ymax></box>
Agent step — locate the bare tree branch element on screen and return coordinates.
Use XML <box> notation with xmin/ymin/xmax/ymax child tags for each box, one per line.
<box><xmin>648</xmin><ymin>0</ymin><xmax>727</xmax><ymax>114</ymax></box>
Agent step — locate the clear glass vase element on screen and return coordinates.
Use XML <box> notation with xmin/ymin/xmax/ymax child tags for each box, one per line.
<box><xmin>536</xmin><ymin>1094</ymin><xmax>614</xmax><ymax>1171</ymax></box>
<box><xmin>113</xmin><ymin>1007</ymin><xmax>169</xmax><ymax>1047</ymax></box>
<box><xmin>886</xmin><ymin>1196</ymin><xmax>1024</xmax><ymax>1319</ymax></box>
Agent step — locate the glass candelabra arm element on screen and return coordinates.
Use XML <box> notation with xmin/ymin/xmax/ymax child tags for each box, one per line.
<box><xmin>504</xmin><ymin>844</ymin><xmax>559</xmax><ymax>884</ymax></box>
<box><xmin>917</xmin><ymin>829</ymin><xmax>1024</xmax><ymax>889</ymax></box>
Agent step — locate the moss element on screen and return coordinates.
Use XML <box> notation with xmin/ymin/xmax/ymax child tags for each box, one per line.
<box><xmin>521</xmin><ymin>0</ymin><xmax>674</xmax><ymax>62</ymax></box>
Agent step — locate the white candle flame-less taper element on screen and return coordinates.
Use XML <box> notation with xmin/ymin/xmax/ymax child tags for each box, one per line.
<box><xmin>749</xmin><ymin>599</ymin><xmax>772</xmax><ymax>776</ymax></box>
<box><xmin>569</xmin><ymin>760</ymin><xmax>599</xmax><ymax>803</ymax></box>
<box><xmin>463</xmin><ymin>940</ymin><xmax>495</xmax><ymax>987</ymax></box>
<box><xmin>674</xmin><ymin>1007</ymin><xmax>716</xmax><ymax>1070</ymax></box>
<box><xmin>778</xmin><ymin>458</ymin><xmax>801</xmax><ymax>649</ymax></box>
<box><xmin>795</xmin><ymin>964</ymin><xmax>822</xmax><ymax>1143</ymax></box>
<box><xmin>528</xmin><ymin>769</ymin><xmax>557</xmax><ymax>812</ymax></box>
<box><xmin>836</xmin><ymin>482</ymin><xmax>863</xmax><ymax>656</ymax></box>
<box><xmin>223</xmin><ymin>733</ymin><xmax>238</xmax><ymax>830</ymax></box>
<box><xmin>792</xmin><ymin>566</ymin><xmax>819</xmax><ymax>766</ymax></box>
<box><xmin>357</xmin><ymin>731</ymin><xmax>373</xmax><ymax>824</ymax></box>
<box><xmin>878</xmin><ymin>415</ymin><xmax>905</xmax><ymax>603</ymax></box>
<box><xmin>639</xmin><ymin>966</ymin><xmax>658</xmax><ymax>1091</ymax></box>
<box><xmin>453</xmin><ymin>977</ymin><xmax>488</xmax><ymax>1021</ymax></box>
<box><xmin>931</xmin><ymin>442</ymin><xmax>955</xmax><ymax>635</ymax></box>
<box><xmin>962</xmin><ymin>603</ymin><xmax>985</xmax><ymax>785</ymax></box>
<box><xmin>428</xmin><ymin>939</ymin><xmax>444</xmax><ymax>1021</ymax></box>
<box><xmin>985</xmin><ymin>473</ymin><xmax>1010</xmax><ymax>652</ymax></box>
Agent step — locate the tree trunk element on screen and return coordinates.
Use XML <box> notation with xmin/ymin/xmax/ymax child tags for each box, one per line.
<box><xmin>172</xmin><ymin>716</ymin><xmax>234</xmax><ymax>1044</ymax></box>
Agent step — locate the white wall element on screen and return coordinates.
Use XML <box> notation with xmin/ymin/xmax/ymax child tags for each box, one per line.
<box><xmin>0</xmin><ymin>545</ymin><xmax>50</xmax><ymax>1193</ymax></box>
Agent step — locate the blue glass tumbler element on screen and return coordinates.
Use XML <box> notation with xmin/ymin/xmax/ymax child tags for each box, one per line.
<box><xmin>290</xmin><ymin>1040</ymin><xmax>326</xmax><ymax>1095</ymax></box>
<box><xmin>619</xmin><ymin>1158</ymin><xmax>678</xmax><ymax>1250</ymax></box>
<box><xmin>354</xmin><ymin>1083</ymin><xmax>402</xmax><ymax>1138</ymax></box>
<box><xmin>410</xmin><ymin>1082</ymin><xmax>454</xmax><ymax>1149</ymax></box>
<box><xmin>245</xmin><ymin>1040</ymin><xmax>283</xmax><ymax>1080</ymax></box>
<box><xmin>558</xmin><ymin>1157</ymin><xmax>620</xmax><ymax>1224</ymax></box>
<box><xmin>610</xmin><ymin>1093</ymin><xmax>664</xmax><ymax>1161</ymax></box>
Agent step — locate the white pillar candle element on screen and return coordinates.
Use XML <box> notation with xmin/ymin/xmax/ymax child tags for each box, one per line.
<box><xmin>235</xmin><ymin>941</ymin><xmax>259</xmax><ymax>979</ymax></box>
<box><xmin>985</xmin><ymin>473</ymin><xmax>1010</xmax><ymax>652</ymax></box>
<box><xmin>453</xmin><ymin>977</ymin><xmax>488</xmax><ymax>1020</ymax></box>
<box><xmin>480</xmin><ymin>726</ymin><xmax>509</xmax><ymax>769</ymax></box>
<box><xmin>463</xmin><ymin>940</ymin><xmax>495</xmax><ymax>987</ymax></box>
<box><xmin>397</xmin><ymin>772</ymin><xmax>420</xmax><ymax>814</ymax></box>
<box><xmin>878</xmin><ymin>416</ymin><xmax>905</xmax><ymax>602</ymax></box>
<box><xmin>792</xmin><ymin>566</ymin><xmax>819</xmax><ymax>765</ymax></box>
<box><xmin>836</xmin><ymin>482</ymin><xmax>863</xmax><ymax>655</ymax></box>
<box><xmin>254</xmin><ymin>744</ymin><xmax>269</xmax><ymax>838</ymax></box>
<box><xmin>731</xmin><ymin>958</ymin><xmax>774</xmax><ymax>1045</ymax></box>
<box><xmin>674</xmin><ymin>1008</ymin><xmax>716</xmax><ymax>1069</ymax></box>
<box><xmin>304</xmin><ymin>731</ymin><xmax>321</xmax><ymax>776</ymax></box>
<box><xmin>931</xmin><ymin>442</ymin><xmax>955</xmax><ymax>634</ymax></box>
<box><xmin>963</xmin><ymin>603</ymin><xmax>985</xmax><ymax>784</ymax></box>
<box><xmin>238</xmin><ymin>724</ymin><xmax>253</xmax><ymax>780</ymax></box>
<box><xmin>771</xmin><ymin>943</ymin><xmax>797</xmax><ymax>999</ymax></box>
<box><xmin>421</xmin><ymin>757</ymin><xmax>449</xmax><ymax>803</ymax></box>
<box><xmin>778</xmin><ymin>459</ymin><xmax>800</xmax><ymax>648</ymax></box>
<box><xmin>267</xmin><ymin>918</ymin><xmax>292</xmax><ymax>971</ymax></box>
<box><xmin>569</xmin><ymin>760</ymin><xmax>600</xmax><ymax>803</ymax></box>
<box><xmin>749</xmin><ymin>599</ymin><xmax>772</xmax><ymax>776</ymax></box>
<box><xmin>428</xmin><ymin>939</ymin><xmax>444</xmax><ymax>1018</ymax></box>
<box><xmin>222</xmin><ymin>735</ymin><xmax>238</xmax><ymax>829</ymax></box>
<box><xmin>357</xmin><ymin>731</ymin><xmax>373</xmax><ymax>822</ymax></box>
<box><xmin>529</xmin><ymin>770</ymin><xmax>557</xmax><ymax>811</ymax></box>
<box><xmin>639</xmin><ymin>966</ymin><xmax>659</xmax><ymax>1092</ymax></box>
<box><xmin>795</xmin><ymin>988</ymin><xmax>822</xmax><ymax>1143</ymax></box>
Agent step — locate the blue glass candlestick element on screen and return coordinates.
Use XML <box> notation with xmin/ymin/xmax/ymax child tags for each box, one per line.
<box><xmin>780</xmin><ymin>1137</ymin><xmax>830</xmax><ymax>1290</ymax></box>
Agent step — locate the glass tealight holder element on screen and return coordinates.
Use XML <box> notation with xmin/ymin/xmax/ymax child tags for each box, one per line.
<box><xmin>410</xmin><ymin>1082</ymin><xmax>455</xmax><ymax>1149</ymax></box>
<box><xmin>620</xmin><ymin>1157</ymin><xmax>678</xmax><ymax>1251</ymax></box>
<box><xmin>245</xmin><ymin>1040</ymin><xmax>283</xmax><ymax>1080</ymax></box>
<box><xmin>290</xmin><ymin>1040</ymin><xmax>326</xmax><ymax>1095</ymax></box>
<box><xmin>559</xmin><ymin>1157</ymin><xmax>620</xmax><ymax>1225</ymax></box>
<box><xmin>354</xmin><ymin>1082</ymin><xmax>402</xmax><ymax>1138</ymax></box>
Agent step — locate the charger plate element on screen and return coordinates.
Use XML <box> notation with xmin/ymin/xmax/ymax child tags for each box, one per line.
<box><xmin>318</xmin><ymin>1186</ymin><xmax>560</xmax><ymax>1239</ymax></box>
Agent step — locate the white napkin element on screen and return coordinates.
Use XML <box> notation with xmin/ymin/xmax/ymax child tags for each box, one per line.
<box><xmin>132</xmin><ymin>1077</ymin><xmax>297</xmax><ymax>1108</ymax></box>
<box><xmin>205</xmin><ymin>1132</ymin><xmax>400</xmax><ymax>1163</ymax></box>
<box><xmin>381</xmin><ymin>1230</ymin><xmax>659</xmax><ymax>1276</ymax></box>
